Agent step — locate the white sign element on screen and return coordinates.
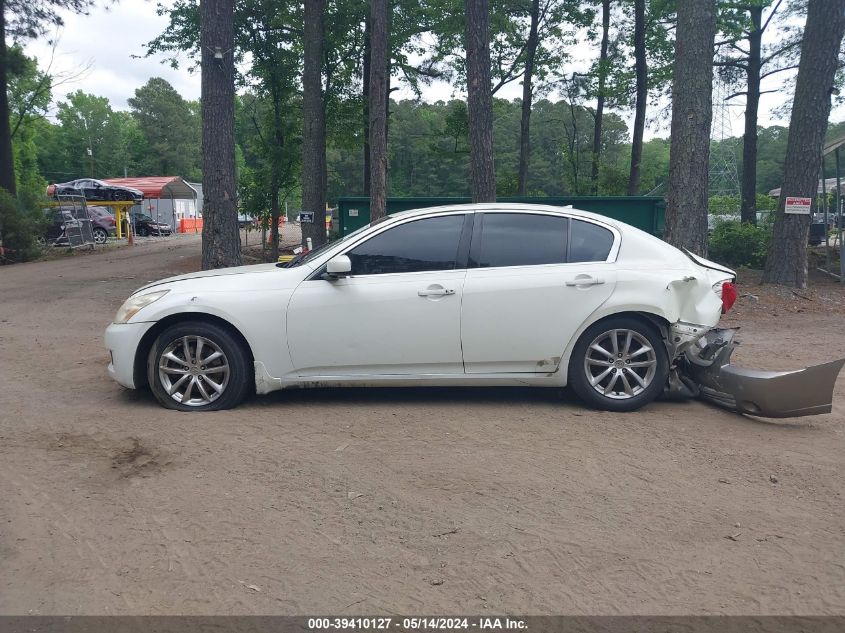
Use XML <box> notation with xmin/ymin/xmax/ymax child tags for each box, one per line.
<box><xmin>349</xmin><ymin>208</ymin><xmax>359</xmax><ymax>217</ymax></box>
<box><xmin>784</xmin><ymin>196</ymin><xmax>812</xmax><ymax>215</ymax></box>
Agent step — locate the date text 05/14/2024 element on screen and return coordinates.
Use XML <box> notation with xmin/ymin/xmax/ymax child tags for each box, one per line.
<box><xmin>307</xmin><ymin>618</ymin><xmax>528</xmax><ymax>631</ymax></box>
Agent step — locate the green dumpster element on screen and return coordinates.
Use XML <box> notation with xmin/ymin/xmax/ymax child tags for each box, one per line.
<box><xmin>336</xmin><ymin>196</ymin><xmax>666</xmax><ymax>237</ymax></box>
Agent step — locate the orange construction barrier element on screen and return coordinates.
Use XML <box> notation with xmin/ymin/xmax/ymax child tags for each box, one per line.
<box><xmin>179</xmin><ymin>218</ymin><xmax>204</xmax><ymax>233</ymax></box>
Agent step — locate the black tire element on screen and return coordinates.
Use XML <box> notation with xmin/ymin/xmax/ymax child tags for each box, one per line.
<box><xmin>147</xmin><ymin>321</ymin><xmax>252</xmax><ymax>412</ymax></box>
<box><xmin>137</xmin><ymin>227</ymin><xmax>149</xmax><ymax>237</ymax></box>
<box><xmin>92</xmin><ymin>227</ymin><xmax>108</xmax><ymax>244</ymax></box>
<box><xmin>567</xmin><ymin>315</ymin><xmax>668</xmax><ymax>413</ymax></box>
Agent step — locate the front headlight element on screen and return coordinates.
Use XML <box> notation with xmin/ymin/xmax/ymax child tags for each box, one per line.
<box><xmin>114</xmin><ymin>290</ymin><xmax>169</xmax><ymax>324</ymax></box>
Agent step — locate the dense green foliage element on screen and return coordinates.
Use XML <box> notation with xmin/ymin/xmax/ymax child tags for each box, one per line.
<box><xmin>32</xmin><ymin>79</ymin><xmax>202</xmax><ymax>182</ymax></box>
<box><xmin>708</xmin><ymin>193</ymin><xmax>777</xmax><ymax>215</ymax></box>
<box><xmin>327</xmin><ymin>97</ymin><xmax>638</xmax><ymax>200</ymax></box>
<box><xmin>0</xmin><ymin>188</ymin><xmax>45</xmax><ymax>263</ymax></box>
<box><xmin>709</xmin><ymin>219</ymin><xmax>772</xmax><ymax>269</ymax></box>
<box><xmin>9</xmin><ymin>60</ymin><xmax>845</xmax><ymax>209</ymax></box>
<box><xmin>128</xmin><ymin>78</ymin><xmax>202</xmax><ymax>180</ymax></box>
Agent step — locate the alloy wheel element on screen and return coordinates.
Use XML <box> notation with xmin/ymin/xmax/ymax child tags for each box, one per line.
<box><xmin>583</xmin><ymin>328</ymin><xmax>658</xmax><ymax>400</ymax></box>
<box><xmin>158</xmin><ymin>335</ymin><xmax>230</xmax><ymax>407</ymax></box>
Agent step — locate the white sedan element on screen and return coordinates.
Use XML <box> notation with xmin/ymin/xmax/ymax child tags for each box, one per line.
<box><xmin>105</xmin><ymin>204</ymin><xmax>843</xmax><ymax>417</ymax></box>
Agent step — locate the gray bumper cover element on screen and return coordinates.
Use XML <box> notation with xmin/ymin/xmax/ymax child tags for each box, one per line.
<box><xmin>682</xmin><ymin>329</ymin><xmax>845</xmax><ymax>418</ymax></box>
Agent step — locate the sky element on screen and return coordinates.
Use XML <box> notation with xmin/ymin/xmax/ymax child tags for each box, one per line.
<box><xmin>21</xmin><ymin>0</ymin><xmax>845</xmax><ymax>140</ymax></box>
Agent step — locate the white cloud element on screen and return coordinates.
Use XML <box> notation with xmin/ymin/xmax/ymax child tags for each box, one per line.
<box><xmin>23</xmin><ymin>0</ymin><xmax>200</xmax><ymax>112</ymax></box>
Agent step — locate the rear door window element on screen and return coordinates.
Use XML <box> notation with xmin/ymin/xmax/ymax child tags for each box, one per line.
<box><xmin>474</xmin><ymin>213</ymin><xmax>569</xmax><ymax>268</ymax></box>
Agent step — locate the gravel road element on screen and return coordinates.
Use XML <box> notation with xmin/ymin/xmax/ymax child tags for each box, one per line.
<box><xmin>1</xmin><ymin>236</ymin><xmax>844</xmax><ymax>615</ymax></box>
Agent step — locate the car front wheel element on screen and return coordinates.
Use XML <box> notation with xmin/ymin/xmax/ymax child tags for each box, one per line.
<box><xmin>568</xmin><ymin>316</ymin><xmax>668</xmax><ymax>412</ymax></box>
<box><xmin>148</xmin><ymin>321</ymin><xmax>251</xmax><ymax>411</ymax></box>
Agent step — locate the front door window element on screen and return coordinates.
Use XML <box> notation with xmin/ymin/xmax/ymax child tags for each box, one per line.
<box><xmin>346</xmin><ymin>215</ymin><xmax>465</xmax><ymax>275</ymax></box>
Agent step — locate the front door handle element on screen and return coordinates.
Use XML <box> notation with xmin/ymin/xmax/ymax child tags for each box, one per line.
<box><xmin>418</xmin><ymin>285</ymin><xmax>455</xmax><ymax>297</ymax></box>
<box><xmin>566</xmin><ymin>275</ymin><xmax>605</xmax><ymax>288</ymax></box>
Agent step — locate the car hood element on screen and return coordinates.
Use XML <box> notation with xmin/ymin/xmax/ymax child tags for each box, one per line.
<box><xmin>134</xmin><ymin>263</ymin><xmax>289</xmax><ymax>294</ymax></box>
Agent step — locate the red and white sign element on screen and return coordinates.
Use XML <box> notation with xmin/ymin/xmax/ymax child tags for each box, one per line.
<box><xmin>784</xmin><ymin>196</ymin><xmax>812</xmax><ymax>215</ymax></box>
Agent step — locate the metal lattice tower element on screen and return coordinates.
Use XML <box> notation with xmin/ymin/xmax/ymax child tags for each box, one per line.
<box><xmin>709</xmin><ymin>79</ymin><xmax>741</xmax><ymax>198</ymax></box>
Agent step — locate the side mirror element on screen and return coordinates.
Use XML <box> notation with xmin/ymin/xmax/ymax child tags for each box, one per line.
<box><xmin>325</xmin><ymin>255</ymin><xmax>352</xmax><ymax>278</ymax></box>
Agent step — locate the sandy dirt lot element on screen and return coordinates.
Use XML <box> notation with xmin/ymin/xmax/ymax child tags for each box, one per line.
<box><xmin>1</xmin><ymin>236</ymin><xmax>845</xmax><ymax>615</ymax></box>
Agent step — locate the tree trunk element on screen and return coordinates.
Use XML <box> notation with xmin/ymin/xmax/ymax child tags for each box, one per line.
<box><xmin>270</xmin><ymin>74</ymin><xmax>284</xmax><ymax>261</ymax></box>
<box><xmin>302</xmin><ymin>0</ymin><xmax>328</xmax><ymax>249</ymax></box>
<box><xmin>762</xmin><ymin>0</ymin><xmax>845</xmax><ymax>287</ymax></box>
<box><xmin>517</xmin><ymin>0</ymin><xmax>540</xmax><ymax>196</ymax></box>
<box><xmin>663</xmin><ymin>0</ymin><xmax>716</xmax><ymax>256</ymax></box>
<box><xmin>739</xmin><ymin>5</ymin><xmax>762</xmax><ymax>225</ymax></box>
<box><xmin>464</xmin><ymin>0</ymin><xmax>496</xmax><ymax>202</ymax></box>
<box><xmin>200</xmin><ymin>0</ymin><xmax>241</xmax><ymax>270</ymax></box>
<box><xmin>369</xmin><ymin>0</ymin><xmax>388</xmax><ymax>221</ymax></box>
<box><xmin>590</xmin><ymin>0</ymin><xmax>610</xmax><ymax>195</ymax></box>
<box><xmin>270</xmin><ymin>174</ymin><xmax>280</xmax><ymax>262</ymax></box>
<box><xmin>0</xmin><ymin>0</ymin><xmax>17</xmax><ymax>197</ymax></box>
<box><xmin>626</xmin><ymin>0</ymin><xmax>647</xmax><ymax>196</ymax></box>
<box><xmin>362</xmin><ymin>13</ymin><xmax>371</xmax><ymax>196</ymax></box>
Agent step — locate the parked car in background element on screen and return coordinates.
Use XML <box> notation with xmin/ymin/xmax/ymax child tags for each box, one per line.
<box><xmin>86</xmin><ymin>205</ymin><xmax>117</xmax><ymax>244</ymax></box>
<box><xmin>48</xmin><ymin>179</ymin><xmax>144</xmax><ymax>202</ymax></box>
<box><xmin>43</xmin><ymin>207</ymin><xmax>95</xmax><ymax>246</ymax></box>
<box><xmin>105</xmin><ymin>203</ymin><xmax>843</xmax><ymax>418</ymax></box>
<box><xmin>131</xmin><ymin>213</ymin><xmax>173</xmax><ymax>237</ymax></box>
<box><xmin>43</xmin><ymin>208</ymin><xmax>76</xmax><ymax>245</ymax></box>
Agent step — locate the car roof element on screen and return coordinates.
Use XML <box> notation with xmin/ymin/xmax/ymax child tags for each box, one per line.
<box><xmin>387</xmin><ymin>202</ymin><xmax>621</xmax><ymax>230</ymax></box>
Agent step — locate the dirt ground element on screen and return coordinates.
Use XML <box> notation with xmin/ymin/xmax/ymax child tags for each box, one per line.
<box><xmin>1</xmin><ymin>235</ymin><xmax>845</xmax><ymax>616</ymax></box>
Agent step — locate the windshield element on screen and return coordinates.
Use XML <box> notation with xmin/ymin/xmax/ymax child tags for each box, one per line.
<box><xmin>280</xmin><ymin>222</ymin><xmax>376</xmax><ymax>268</ymax></box>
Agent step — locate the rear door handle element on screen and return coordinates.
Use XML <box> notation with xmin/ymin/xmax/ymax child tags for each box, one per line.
<box><xmin>566</xmin><ymin>276</ymin><xmax>605</xmax><ymax>287</ymax></box>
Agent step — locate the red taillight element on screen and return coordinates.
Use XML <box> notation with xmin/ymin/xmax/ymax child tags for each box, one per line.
<box><xmin>721</xmin><ymin>281</ymin><xmax>737</xmax><ymax>314</ymax></box>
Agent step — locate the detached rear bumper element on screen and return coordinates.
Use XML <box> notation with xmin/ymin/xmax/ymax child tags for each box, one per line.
<box><xmin>681</xmin><ymin>328</ymin><xmax>845</xmax><ymax>418</ymax></box>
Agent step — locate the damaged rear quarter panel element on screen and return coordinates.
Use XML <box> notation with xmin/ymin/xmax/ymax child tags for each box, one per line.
<box><xmin>601</xmin><ymin>224</ymin><xmax>727</xmax><ymax>328</ymax></box>
<box><xmin>583</xmin><ymin>267</ymin><xmax>723</xmax><ymax>329</ymax></box>
<box><xmin>557</xmin><ymin>266</ymin><xmax>724</xmax><ymax>380</ymax></box>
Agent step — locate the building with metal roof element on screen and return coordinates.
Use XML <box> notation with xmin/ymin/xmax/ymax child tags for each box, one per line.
<box><xmin>103</xmin><ymin>177</ymin><xmax>200</xmax><ymax>230</ymax></box>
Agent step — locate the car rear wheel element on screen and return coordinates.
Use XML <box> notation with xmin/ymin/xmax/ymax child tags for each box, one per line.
<box><xmin>147</xmin><ymin>322</ymin><xmax>251</xmax><ymax>411</ymax></box>
<box><xmin>568</xmin><ymin>316</ymin><xmax>668</xmax><ymax>412</ymax></box>
<box><xmin>92</xmin><ymin>227</ymin><xmax>108</xmax><ymax>244</ymax></box>
<box><xmin>137</xmin><ymin>227</ymin><xmax>149</xmax><ymax>237</ymax></box>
